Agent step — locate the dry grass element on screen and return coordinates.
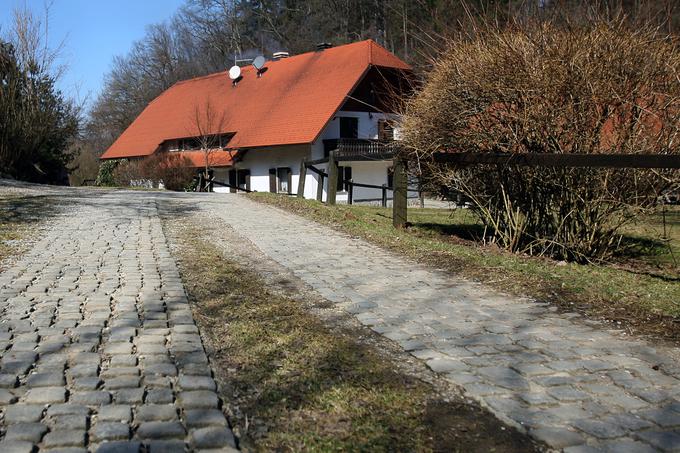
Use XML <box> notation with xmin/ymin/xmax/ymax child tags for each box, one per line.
<box><xmin>167</xmin><ymin>215</ymin><xmax>542</xmax><ymax>453</ymax></box>
<box><xmin>248</xmin><ymin>193</ymin><xmax>680</xmax><ymax>343</ymax></box>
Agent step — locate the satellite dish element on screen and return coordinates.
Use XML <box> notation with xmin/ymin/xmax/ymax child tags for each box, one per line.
<box><xmin>252</xmin><ymin>55</ymin><xmax>266</xmax><ymax>70</ymax></box>
<box><xmin>228</xmin><ymin>65</ymin><xmax>241</xmax><ymax>80</ymax></box>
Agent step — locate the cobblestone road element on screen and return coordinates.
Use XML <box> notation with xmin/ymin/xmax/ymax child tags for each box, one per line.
<box><xmin>0</xmin><ymin>191</ymin><xmax>236</xmax><ymax>453</ymax></box>
<box><xmin>201</xmin><ymin>194</ymin><xmax>680</xmax><ymax>453</ymax></box>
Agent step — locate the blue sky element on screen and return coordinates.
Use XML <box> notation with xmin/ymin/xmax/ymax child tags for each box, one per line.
<box><xmin>0</xmin><ymin>0</ymin><xmax>185</xmax><ymax>110</ymax></box>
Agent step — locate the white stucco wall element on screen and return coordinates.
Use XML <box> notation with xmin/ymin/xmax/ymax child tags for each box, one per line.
<box><xmin>211</xmin><ymin>110</ymin><xmax>406</xmax><ymax>200</ymax></box>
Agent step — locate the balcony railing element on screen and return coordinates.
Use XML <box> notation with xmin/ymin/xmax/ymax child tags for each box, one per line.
<box><xmin>323</xmin><ymin>138</ymin><xmax>400</xmax><ymax>160</ymax></box>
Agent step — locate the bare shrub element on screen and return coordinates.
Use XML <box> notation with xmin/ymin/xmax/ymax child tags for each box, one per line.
<box><xmin>113</xmin><ymin>153</ymin><xmax>196</xmax><ymax>191</ymax></box>
<box><xmin>402</xmin><ymin>19</ymin><xmax>680</xmax><ymax>262</ymax></box>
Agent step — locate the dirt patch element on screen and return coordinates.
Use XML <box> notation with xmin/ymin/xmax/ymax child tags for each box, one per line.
<box><xmin>160</xmin><ymin>200</ymin><xmax>544</xmax><ymax>453</ymax></box>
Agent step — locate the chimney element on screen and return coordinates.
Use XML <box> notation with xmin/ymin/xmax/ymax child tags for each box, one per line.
<box><xmin>272</xmin><ymin>51</ymin><xmax>290</xmax><ymax>60</ymax></box>
<box><xmin>316</xmin><ymin>42</ymin><xmax>333</xmax><ymax>51</ymax></box>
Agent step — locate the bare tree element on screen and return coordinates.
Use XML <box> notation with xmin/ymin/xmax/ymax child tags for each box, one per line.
<box><xmin>188</xmin><ymin>96</ymin><xmax>228</xmax><ymax>191</ymax></box>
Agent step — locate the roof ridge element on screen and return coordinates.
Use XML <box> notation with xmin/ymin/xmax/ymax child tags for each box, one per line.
<box><xmin>172</xmin><ymin>40</ymin><xmax>377</xmax><ymax>87</ymax></box>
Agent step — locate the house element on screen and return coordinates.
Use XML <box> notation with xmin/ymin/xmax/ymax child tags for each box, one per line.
<box><xmin>100</xmin><ymin>39</ymin><xmax>412</xmax><ymax>202</ymax></box>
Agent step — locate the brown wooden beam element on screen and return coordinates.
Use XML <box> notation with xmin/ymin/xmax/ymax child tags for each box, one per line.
<box><xmin>326</xmin><ymin>151</ymin><xmax>338</xmax><ymax>205</ymax></box>
<box><xmin>433</xmin><ymin>152</ymin><xmax>680</xmax><ymax>169</ymax></box>
<box><xmin>392</xmin><ymin>157</ymin><xmax>408</xmax><ymax>228</ymax></box>
<box><xmin>297</xmin><ymin>158</ymin><xmax>307</xmax><ymax>198</ymax></box>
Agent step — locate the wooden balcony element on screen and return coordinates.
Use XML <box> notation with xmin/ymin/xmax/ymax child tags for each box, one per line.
<box><xmin>323</xmin><ymin>138</ymin><xmax>400</xmax><ymax>161</ymax></box>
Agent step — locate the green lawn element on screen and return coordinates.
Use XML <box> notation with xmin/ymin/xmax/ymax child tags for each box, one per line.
<box><xmin>248</xmin><ymin>193</ymin><xmax>680</xmax><ymax>342</ymax></box>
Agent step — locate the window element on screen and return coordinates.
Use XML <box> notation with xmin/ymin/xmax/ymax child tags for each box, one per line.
<box><xmin>277</xmin><ymin>167</ymin><xmax>291</xmax><ymax>193</ymax></box>
<box><xmin>378</xmin><ymin>119</ymin><xmax>394</xmax><ymax>140</ymax></box>
<box><xmin>173</xmin><ymin>133</ymin><xmax>231</xmax><ymax>151</ymax></box>
<box><xmin>339</xmin><ymin>117</ymin><xmax>358</xmax><ymax>138</ymax></box>
<box><xmin>337</xmin><ymin>166</ymin><xmax>352</xmax><ymax>192</ymax></box>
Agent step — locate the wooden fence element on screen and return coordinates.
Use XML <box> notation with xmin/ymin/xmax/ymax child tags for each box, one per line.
<box><xmin>298</xmin><ymin>151</ymin><xmax>411</xmax><ymax>228</ymax></box>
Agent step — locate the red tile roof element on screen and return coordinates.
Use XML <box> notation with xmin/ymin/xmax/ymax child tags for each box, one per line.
<box><xmin>101</xmin><ymin>40</ymin><xmax>410</xmax><ymax>160</ymax></box>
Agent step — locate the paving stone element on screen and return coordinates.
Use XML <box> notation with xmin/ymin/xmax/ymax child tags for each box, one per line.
<box><xmin>4</xmin><ymin>422</ymin><xmax>48</xmax><ymax>442</ymax></box>
<box><xmin>46</xmin><ymin>404</ymin><xmax>90</xmax><ymax>417</ymax></box>
<box><xmin>145</xmin><ymin>388</ymin><xmax>174</xmax><ymax>404</ymax></box>
<box><xmin>70</xmin><ymin>391</ymin><xmax>111</xmax><ymax>406</ymax></box>
<box><xmin>146</xmin><ymin>440</ymin><xmax>186</xmax><ymax>453</ymax></box>
<box><xmin>47</xmin><ymin>414</ymin><xmax>89</xmax><ymax>430</ymax></box>
<box><xmin>135</xmin><ymin>405</ymin><xmax>177</xmax><ymax>422</ymax></box>
<box><xmin>104</xmin><ymin>376</ymin><xmax>140</xmax><ymax>390</ymax></box>
<box><xmin>0</xmin><ymin>373</ymin><xmax>19</xmax><ymax>387</ymax></box>
<box><xmin>5</xmin><ymin>404</ymin><xmax>45</xmax><ymax>423</ymax></box>
<box><xmin>185</xmin><ymin>409</ymin><xmax>228</xmax><ymax>429</ymax></box>
<box><xmin>189</xmin><ymin>426</ymin><xmax>236</xmax><ymax>449</ymax></box>
<box><xmin>601</xmin><ymin>439</ymin><xmax>658</xmax><ymax>453</ymax></box>
<box><xmin>143</xmin><ymin>363</ymin><xmax>177</xmax><ymax>377</ymax></box>
<box><xmin>0</xmin><ymin>387</ymin><xmax>19</xmax><ymax>403</ymax></box>
<box><xmin>177</xmin><ymin>391</ymin><xmax>220</xmax><ymax>409</ymax></box>
<box><xmin>95</xmin><ymin>441</ymin><xmax>141</xmax><ymax>453</ymax></box>
<box><xmin>546</xmin><ymin>386</ymin><xmax>590</xmax><ymax>402</ymax></box>
<box><xmin>26</xmin><ymin>372</ymin><xmax>65</xmax><ymax>387</ymax></box>
<box><xmin>24</xmin><ymin>386</ymin><xmax>66</xmax><ymax>404</ymax></box>
<box><xmin>135</xmin><ymin>421</ymin><xmax>186</xmax><ymax>440</ymax></box>
<box><xmin>0</xmin><ymin>440</ymin><xmax>35</xmax><ymax>453</ymax></box>
<box><xmin>530</xmin><ymin>427</ymin><xmax>585</xmax><ymax>449</ymax></box>
<box><xmin>113</xmin><ymin>388</ymin><xmax>144</xmax><ymax>404</ymax></box>
<box><xmin>90</xmin><ymin>422</ymin><xmax>130</xmax><ymax>442</ymax></box>
<box><xmin>71</xmin><ymin>377</ymin><xmax>101</xmax><ymax>391</ymax></box>
<box><xmin>638</xmin><ymin>407</ymin><xmax>680</xmax><ymax>428</ymax></box>
<box><xmin>97</xmin><ymin>405</ymin><xmax>132</xmax><ymax>423</ymax></box>
<box><xmin>571</xmin><ymin>419</ymin><xmax>628</xmax><ymax>439</ymax></box>
<box><xmin>636</xmin><ymin>431</ymin><xmax>680</xmax><ymax>452</ymax></box>
<box><xmin>42</xmin><ymin>430</ymin><xmax>86</xmax><ymax>448</ymax></box>
<box><xmin>177</xmin><ymin>374</ymin><xmax>216</xmax><ymax>391</ymax></box>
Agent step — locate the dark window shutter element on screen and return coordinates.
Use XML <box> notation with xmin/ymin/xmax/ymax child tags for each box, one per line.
<box><xmin>378</xmin><ymin>120</ymin><xmax>394</xmax><ymax>140</ymax></box>
<box><xmin>228</xmin><ymin>170</ymin><xmax>237</xmax><ymax>193</ymax></box>
<box><xmin>269</xmin><ymin>169</ymin><xmax>276</xmax><ymax>193</ymax></box>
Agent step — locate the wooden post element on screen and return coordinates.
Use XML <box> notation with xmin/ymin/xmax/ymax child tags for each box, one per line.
<box><xmin>297</xmin><ymin>158</ymin><xmax>307</xmax><ymax>198</ymax></box>
<box><xmin>381</xmin><ymin>184</ymin><xmax>387</xmax><ymax>208</ymax></box>
<box><xmin>347</xmin><ymin>180</ymin><xmax>353</xmax><ymax>205</ymax></box>
<box><xmin>327</xmin><ymin>151</ymin><xmax>338</xmax><ymax>205</ymax></box>
<box><xmin>316</xmin><ymin>174</ymin><xmax>324</xmax><ymax>202</ymax></box>
<box><xmin>392</xmin><ymin>156</ymin><xmax>407</xmax><ymax>228</ymax></box>
<box><xmin>197</xmin><ymin>173</ymin><xmax>204</xmax><ymax>192</ymax></box>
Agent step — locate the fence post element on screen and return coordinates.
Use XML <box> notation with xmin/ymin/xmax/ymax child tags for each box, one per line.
<box><xmin>297</xmin><ymin>158</ymin><xmax>307</xmax><ymax>198</ymax></box>
<box><xmin>316</xmin><ymin>174</ymin><xmax>324</xmax><ymax>202</ymax></box>
<box><xmin>197</xmin><ymin>173</ymin><xmax>204</xmax><ymax>192</ymax></box>
<box><xmin>381</xmin><ymin>184</ymin><xmax>387</xmax><ymax>208</ymax></box>
<box><xmin>327</xmin><ymin>150</ymin><xmax>338</xmax><ymax>205</ymax></box>
<box><xmin>392</xmin><ymin>156</ymin><xmax>407</xmax><ymax>228</ymax></box>
<box><xmin>347</xmin><ymin>180</ymin><xmax>353</xmax><ymax>205</ymax></box>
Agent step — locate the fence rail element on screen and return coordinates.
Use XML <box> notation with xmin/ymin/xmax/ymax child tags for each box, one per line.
<box><xmin>433</xmin><ymin>152</ymin><xmax>680</xmax><ymax>169</ymax></box>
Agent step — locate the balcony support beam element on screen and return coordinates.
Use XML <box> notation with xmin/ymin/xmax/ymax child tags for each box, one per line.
<box><xmin>327</xmin><ymin>151</ymin><xmax>338</xmax><ymax>205</ymax></box>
